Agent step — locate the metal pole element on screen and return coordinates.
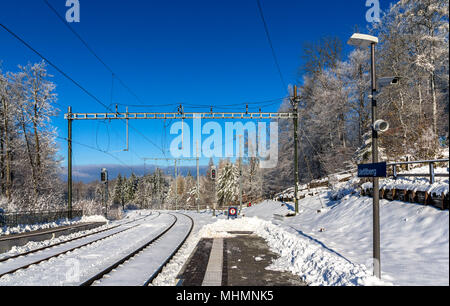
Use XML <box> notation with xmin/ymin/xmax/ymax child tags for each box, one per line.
<box><xmin>175</xmin><ymin>159</ymin><xmax>178</xmax><ymax>211</ymax></box>
<box><xmin>211</xmin><ymin>166</ymin><xmax>216</xmax><ymax>217</ymax></box>
<box><xmin>213</xmin><ymin>180</ymin><xmax>216</xmax><ymax>217</ymax></box>
<box><xmin>67</xmin><ymin>106</ymin><xmax>73</xmax><ymax>220</ymax></box>
<box><xmin>125</xmin><ymin>107</ymin><xmax>129</xmax><ymax>151</ymax></box>
<box><xmin>239</xmin><ymin>135</ymin><xmax>243</xmax><ymax>215</ymax></box>
<box><xmin>429</xmin><ymin>162</ymin><xmax>435</xmax><ymax>184</ymax></box>
<box><xmin>371</xmin><ymin>42</ymin><xmax>381</xmax><ymax>279</ymax></box>
<box><xmin>104</xmin><ymin>180</ymin><xmax>108</xmax><ymax>218</ymax></box>
<box><xmin>196</xmin><ymin>141</ymin><xmax>200</xmax><ymax>213</ymax></box>
<box><xmin>293</xmin><ymin>86</ymin><xmax>299</xmax><ymax>215</ymax></box>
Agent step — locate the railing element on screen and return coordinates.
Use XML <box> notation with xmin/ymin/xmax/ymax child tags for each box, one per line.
<box><xmin>387</xmin><ymin>159</ymin><xmax>449</xmax><ymax>184</ymax></box>
<box><xmin>0</xmin><ymin>210</ymin><xmax>83</xmax><ymax>228</ymax></box>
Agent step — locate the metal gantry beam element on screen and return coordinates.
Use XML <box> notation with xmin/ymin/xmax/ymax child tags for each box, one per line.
<box><xmin>64</xmin><ymin>112</ymin><xmax>295</xmax><ymax>121</ymax></box>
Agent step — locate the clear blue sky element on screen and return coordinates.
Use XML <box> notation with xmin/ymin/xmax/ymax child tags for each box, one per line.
<box><xmin>0</xmin><ymin>0</ymin><xmax>395</xmax><ymax>169</ymax></box>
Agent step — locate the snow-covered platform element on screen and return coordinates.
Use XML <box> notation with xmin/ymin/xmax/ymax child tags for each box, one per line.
<box><xmin>177</xmin><ymin>232</ymin><xmax>306</xmax><ymax>286</ymax></box>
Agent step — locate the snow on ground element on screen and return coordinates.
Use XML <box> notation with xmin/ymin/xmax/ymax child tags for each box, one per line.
<box><xmin>0</xmin><ymin>214</ymin><xmax>109</xmax><ymax>237</ymax></box>
<box><xmin>362</xmin><ymin>165</ymin><xmax>449</xmax><ymax>196</ymax></box>
<box><xmin>155</xmin><ymin>207</ymin><xmax>389</xmax><ymax>286</ymax></box>
<box><xmin>243</xmin><ymin>197</ymin><xmax>449</xmax><ymax>286</ymax></box>
<box><xmin>156</xmin><ymin>191</ymin><xmax>448</xmax><ymax>286</ymax></box>
<box><xmin>152</xmin><ymin>210</ymin><xmax>230</xmax><ymax>286</ymax></box>
<box><xmin>199</xmin><ymin>216</ymin><xmax>388</xmax><ymax>286</ymax></box>
<box><xmin>0</xmin><ymin>210</ymin><xmax>143</xmax><ymax>260</ymax></box>
<box><xmin>0</xmin><ymin>210</ymin><xmax>166</xmax><ymax>286</ymax></box>
<box><xmin>1</xmin><ymin>200</ymin><xmax>447</xmax><ymax>286</ymax></box>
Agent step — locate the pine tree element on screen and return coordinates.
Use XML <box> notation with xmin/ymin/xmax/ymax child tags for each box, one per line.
<box><xmin>216</xmin><ymin>160</ymin><xmax>239</xmax><ymax>208</ymax></box>
<box><xmin>112</xmin><ymin>174</ymin><xmax>124</xmax><ymax>208</ymax></box>
<box><xmin>124</xmin><ymin>173</ymin><xmax>138</xmax><ymax>204</ymax></box>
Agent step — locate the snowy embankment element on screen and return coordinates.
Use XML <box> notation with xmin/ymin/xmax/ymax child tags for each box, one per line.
<box><xmin>156</xmin><ymin>191</ymin><xmax>448</xmax><ymax>286</ymax></box>
<box><xmin>243</xmin><ymin>197</ymin><xmax>449</xmax><ymax>286</ymax></box>
<box><xmin>0</xmin><ymin>215</ymin><xmax>108</xmax><ymax>237</ymax></box>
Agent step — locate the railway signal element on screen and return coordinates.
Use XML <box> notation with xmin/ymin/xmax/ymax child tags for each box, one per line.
<box><xmin>101</xmin><ymin>168</ymin><xmax>108</xmax><ymax>182</ymax></box>
<box><xmin>101</xmin><ymin>168</ymin><xmax>108</xmax><ymax>218</ymax></box>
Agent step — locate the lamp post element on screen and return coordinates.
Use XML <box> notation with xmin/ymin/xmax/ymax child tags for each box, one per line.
<box><xmin>348</xmin><ymin>33</ymin><xmax>381</xmax><ymax>279</ymax></box>
<box><xmin>293</xmin><ymin>85</ymin><xmax>300</xmax><ymax>215</ymax></box>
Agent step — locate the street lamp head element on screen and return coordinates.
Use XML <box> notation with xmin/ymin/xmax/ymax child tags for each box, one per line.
<box><xmin>373</xmin><ymin>119</ymin><xmax>389</xmax><ymax>133</ymax></box>
<box><xmin>347</xmin><ymin>33</ymin><xmax>379</xmax><ymax>48</ymax></box>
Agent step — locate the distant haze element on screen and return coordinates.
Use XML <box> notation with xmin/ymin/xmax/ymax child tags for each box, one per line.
<box><xmin>60</xmin><ymin>164</ymin><xmax>208</xmax><ymax>183</ymax></box>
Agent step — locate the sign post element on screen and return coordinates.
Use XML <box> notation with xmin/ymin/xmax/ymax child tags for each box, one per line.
<box><xmin>358</xmin><ymin>161</ymin><xmax>386</xmax><ymax>279</ymax></box>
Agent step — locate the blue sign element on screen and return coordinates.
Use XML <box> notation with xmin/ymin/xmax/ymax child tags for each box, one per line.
<box><xmin>228</xmin><ymin>207</ymin><xmax>238</xmax><ymax>219</ymax></box>
<box><xmin>358</xmin><ymin>162</ymin><xmax>387</xmax><ymax>178</ymax></box>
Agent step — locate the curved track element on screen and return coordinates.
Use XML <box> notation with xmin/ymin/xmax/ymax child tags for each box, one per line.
<box><xmin>0</xmin><ymin>212</ymin><xmax>154</xmax><ymax>263</ymax></box>
<box><xmin>87</xmin><ymin>212</ymin><xmax>194</xmax><ymax>286</ymax></box>
<box><xmin>0</xmin><ymin>212</ymin><xmax>159</xmax><ymax>279</ymax></box>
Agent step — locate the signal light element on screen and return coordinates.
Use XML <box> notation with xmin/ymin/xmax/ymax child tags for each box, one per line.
<box><xmin>101</xmin><ymin>168</ymin><xmax>108</xmax><ymax>182</ymax></box>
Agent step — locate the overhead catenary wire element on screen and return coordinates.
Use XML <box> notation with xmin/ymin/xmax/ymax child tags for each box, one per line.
<box><xmin>41</xmin><ymin>1</ymin><xmax>170</xmax><ymax>158</ymax></box>
<box><xmin>115</xmin><ymin>97</ymin><xmax>285</xmax><ymax>112</ymax></box>
<box><xmin>42</xmin><ymin>0</ymin><xmax>147</xmax><ymax>106</ymax></box>
<box><xmin>256</xmin><ymin>0</ymin><xmax>288</xmax><ymax>92</ymax></box>
<box><xmin>0</xmin><ymin>21</ymin><xmax>167</xmax><ymax>158</ymax></box>
<box><xmin>56</xmin><ymin>135</ymin><xmax>135</xmax><ymax>173</ymax></box>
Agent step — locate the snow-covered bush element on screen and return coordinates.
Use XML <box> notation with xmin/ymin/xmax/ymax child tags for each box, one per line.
<box><xmin>327</xmin><ymin>177</ymin><xmax>361</xmax><ymax>201</ymax></box>
<box><xmin>73</xmin><ymin>199</ymin><xmax>102</xmax><ymax>216</ymax></box>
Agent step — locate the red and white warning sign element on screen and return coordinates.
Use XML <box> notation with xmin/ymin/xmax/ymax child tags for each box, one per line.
<box><xmin>228</xmin><ymin>207</ymin><xmax>238</xmax><ymax>218</ymax></box>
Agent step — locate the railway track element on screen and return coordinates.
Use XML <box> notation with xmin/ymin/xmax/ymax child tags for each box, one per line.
<box><xmin>85</xmin><ymin>212</ymin><xmax>194</xmax><ymax>286</ymax></box>
<box><xmin>0</xmin><ymin>211</ymin><xmax>154</xmax><ymax>262</ymax></box>
<box><xmin>0</xmin><ymin>212</ymin><xmax>159</xmax><ymax>280</ymax></box>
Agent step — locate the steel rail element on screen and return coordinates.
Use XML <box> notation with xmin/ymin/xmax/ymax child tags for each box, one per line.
<box><xmin>0</xmin><ymin>213</ymin><xmax>159</xmax><ymax>278</ymax></box>
<box><xmin>0</xmin><ymin>222</ymin><xmax>103</xmax><ymax>242</ymax></box>
<box><xmin>144</xmin><ymin>212</ymin><xmax>194</xmax><ymax>286</ymax></box>
<box><xmin>80</xmin><ymin>213</ymin><xmax>179</xmax><ymax>286</ymax></box>
<box><xmin>0</xmin><ymin>212</ymin><xmax>157</xmax><ymax>264</ymax></box>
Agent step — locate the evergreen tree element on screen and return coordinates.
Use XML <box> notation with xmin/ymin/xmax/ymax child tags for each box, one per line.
<box><xmin>216</xmin><ymin>160</ymin><xmax>239</xmax><ymax>208</ymax></box>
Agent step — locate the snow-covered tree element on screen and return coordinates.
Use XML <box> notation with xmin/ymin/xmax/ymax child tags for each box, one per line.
<box><xmin>216</xmin><ymin>160</ymin><xmax>239</xmax><ymax>207</ymax></box>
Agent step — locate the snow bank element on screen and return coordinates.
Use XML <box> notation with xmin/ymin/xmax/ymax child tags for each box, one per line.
<box><xmin>243</xmin><ymin>200</ymin><xmax>293</xmax><ymax>219</ymax></box>
<box><xmin>0</xmin><ymin>215</ymin><xmax>108</xmax><ymax>237</ymax></box>
<box><xmin>198</xmin><ymin>217</ymin><xmax>390</xmax><ymax>286</ymax></box>
<box><xmin>0</xmin><ymin>219</ymin><xmax>78</xmax><ymax>237</ymax></box>
<box><xmin>362</xmin><ymin>166</ymin><xmax>449</xmax><ymax>196</ymax></box>
<box><xmin>244</xmin><ymin>196</ymin><xmax>449</xmax><ymax>286</ymax></box>
<box><xmin>79</xmin><ymin>215</ymin><xmax>108</xmax><ymax>223</ymax></box>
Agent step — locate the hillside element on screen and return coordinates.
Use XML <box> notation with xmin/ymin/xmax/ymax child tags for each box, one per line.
<box><xmin>243</xmin><ymin>195</ymin><xmax>449</xmax><ymax>286</ymax></box>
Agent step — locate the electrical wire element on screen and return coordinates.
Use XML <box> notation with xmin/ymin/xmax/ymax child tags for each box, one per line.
<box><xmin>56</xmin><ymin>135</ymin><xmax>135</xmax><ymax>173</ymax></box>
<box><xmin>0</xmin><ymin>21</ymin><xmax>166</xmax><ymax>158</ymax></box>
<box><xmin>256</xmin><ymin>0</ymin><xmax>287</xmax><ymax>92</ymax></box>
<box><xmin>43</xmin><ymin>0</ymin><xmax>147</xmax><ymax>106</ymax></box>
<box><xmin>115</xmin><ymin>97</ymin><xmax>285</xmax><ymax>112</ymax></box>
